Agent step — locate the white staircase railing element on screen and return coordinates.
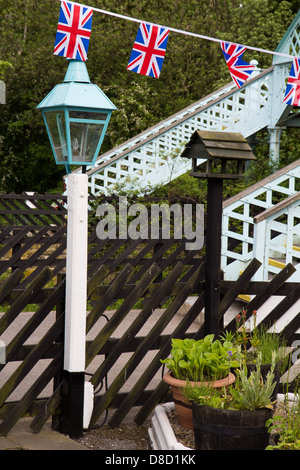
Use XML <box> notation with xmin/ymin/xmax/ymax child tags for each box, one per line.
<box><xmin>83</xmin><ymin>63</ymin><xmax>291</xmax><ymax>196</ymax></box>
<box><xmin>253</xmin><ymin>192</ymin><xmax>300</xmax><ymax>282</ymax></box>
<box><xmin>221</xmin><ymin>160</ymin><xmax>300</xmax><ymax>281</ymax></box>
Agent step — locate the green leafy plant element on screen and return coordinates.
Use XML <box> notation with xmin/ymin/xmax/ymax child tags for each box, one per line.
<box><xmin>184</xmin><ymin>348</ymin><xmax>277</xmax><ymax>411</ymax></box>
<box><xmin>161</xmin><ymin>334</ymin><xmax>239</xmax><ymax>381</ymax></box>
<box><xmin>266</xmin><ymin>392</ymin><xmax>300</xmax><ymax>450</ymax></box>
<box><xmin>231</xmin><ymin>351</ymin><xmax>277</xmax><ymax>410</ymax></box>
<box><xmin>233</xmin><ymin>309</ymin><xmax>287</xmax><ymax>367</ymax></box>
<box><xmin>183</xmin><ymin>382</ymin><xmax>233</xmax><ymax>409</ymax></box>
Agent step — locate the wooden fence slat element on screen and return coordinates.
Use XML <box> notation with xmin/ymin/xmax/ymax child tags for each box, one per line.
<box><xmin>86</xmin><ymin>264</ymin><xmax>110</xmax><ymax>300</ymax></box>
<box><xmin>0</xmin><ymin>268</ymin><xmax>23</xmax><ymax>304</ymax></box>
<box><xmin>87</xmin><ymin>238</ymin><xmax>134</xmax><ymax>279</ymax></box>
<box><xmin>0</xmin><ymin>226</ymin><xmax>14</xmax><ymax>244</ymax></box>
<box><xmin>4</xmin><ymin>279</ymin><xmax>65</xmax><ymax>364</ymax></box>
<box><xmin>87</xmin><ymin>235</ymin><xmax>127</xmax><ymax>261</ymax></box>
<box><xmin>107</xmin><ymin>263</ymin><xmax>205</xmax><ymax>427</ymax></box>
<box><xmin>104</xmin><ymin>237</ymin><xmax>158</xmax><ymax>273</ymax></box>
<box><xmin>85</xmin><ymin>263</ymin><xmax>161</xmax><ymax>367</ymax></box>
<box><xmin>0</xmin><ymin>226</ymin><xmax>50</xmax><ymax>272</ymax></box>
<box><xmin>281</xmin><ymin>310</ymin><xmax>300</xmax><ymax>342</ymax></box>
<box><xmin>18</xmin><ymin>197</ymin><xmax>64</xmax><ymax>225</ymax></box>
<box><xmin>86</xmin><ymin>264</ymin><xmax>134</xmax><ymax>334</ymax></box>
<box><xmin>89</xmin><ymin>261</ymin><xmax>186</xmax><ymax>391</ymax></box>
<box><xmin>0</xmin><ymin>227</ymin><xmax>30</xmax><ymax>269</ymax></box>
<box><xmin>134</xmin><ymin>293</ymin><xmax>205</xmax><ymax>425</ymax></box>
<box><xmin>0</xmin><ymin>192</ymin><xmax>299</xmax><ymax>431</ymax></box>
<box><xmin>262</xmin><ymin>285</ymin><xmax>300</xmax><ymax>340</ymax></box>
<box><xmin>0</xmin><ymin>350</ymin><xmax>63</xmax><ymax>437</ymax></box>
<box><xmin>129</xmin><ymin>238</ymin><xmax>184</xmax><ymax>284</ymax></box>
<box><xmin>219</xmin><ymin>258</ymin><xmax>262</xmax><ymax>316</ymax></box>
<box><xmin>0</xmin><ymin>199</ymin><xmax>37</xmax><ymax>225</ymax></box>
<box><xmin>225</xmin><ymin>262</ymin><xmax>297</xmax><ymax>332</ymax></box>
<box><xmin>0</xmin><ymin>267</ymin><xmax>52</xmax><ymax>335</ymax></box>
<box><xmin>90</xmin><ymin>262</ymin><xmax>204</xmax><ymax>427</ymax></box>
<box><xmin>220</xmin><ymin>281</ymin><xmax>300</xmax><ymax>296</ymax></box>
<box><xmin>0</xmin><ymin>194</ymin><xmax>67</xmax><ymax>226</ymax></box>
<box><xmin>16</xmin><ymin>226</ymin><xmax>66</xmax><ymax>270</ymax></box>
<box><xmin>0</xmin><ymin>314</ymin><xmax>64</xmax><ymax>409</ymax></box>
<box><xmin>21</xmin><ymin>258</ymin><xmax>66</xmax><ymax>288</ymax></box>
<box><xmin>245</xmin><ymin>262</ymin><xmax>296</xmax><ymax>312</ymax></box>
<box><xmin>89</xmin><ymin>279</ymin><xmax>203</xmax><ymax>301</ymax></box>
<box><xmin>29</xmin><ymin>382</ymin><xmax>64</xmax><ymax>433</ymax></box>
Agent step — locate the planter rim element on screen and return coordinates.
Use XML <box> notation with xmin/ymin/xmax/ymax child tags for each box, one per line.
<box><xmin>163</xmin><ymin>370</ymin><xmax>235</xmax><ymax>388</ymax></box>
<box><xmin>192</xmin><ymin>403</ymin><xmax>274</xmax><ymax>415</ymax></box>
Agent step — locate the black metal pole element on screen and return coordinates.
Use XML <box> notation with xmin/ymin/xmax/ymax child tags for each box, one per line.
<box><xmin>204</xmin><ymin>177</ymin><xmax>223</xmax><ymax>337</ymax></box>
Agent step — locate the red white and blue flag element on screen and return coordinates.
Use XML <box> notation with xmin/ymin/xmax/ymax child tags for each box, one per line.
<box><xmin>221</xmin><ymin>41</ymin><xmax>255</xmax><ymax>88</ymax></box>
<box><xmin>127</xmin><ymin>22</ymin><xmax>169</xmax><ymax>78</ymax></box>
<box><xmin>53</xmin><ymin>1</ymin><xmax>93</xmax><ymax>61</ymax></box>
<box><xmin>283</xmin><ymin>57</ymin><xmax>300</xmax><ymax>107</ymax></box>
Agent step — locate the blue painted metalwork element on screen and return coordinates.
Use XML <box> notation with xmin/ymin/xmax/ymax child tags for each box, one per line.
<box><xmin>37</xmin><ymin>60</ymin><xmax>117</xmax><ymax>169</ymax></box>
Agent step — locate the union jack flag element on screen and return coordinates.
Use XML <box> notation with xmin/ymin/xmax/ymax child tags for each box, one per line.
<box><xmin>283</xmin><ymin>57</ymin><xmax>300</xmax><ymax>107</ymax></box>
<box><xmin>127</xmin><ymin>22</ymin><xmax>169</xmax><ymax>78</ymax></box>
<box><xmin>53</xmin><ymin>1</ymin><xmax>93</xmax><ymax>61</ymax></box>
<box><xmin>221</xmin><ymin>41</ymin><xmax>255</xmax><ymax>88</ymax></box>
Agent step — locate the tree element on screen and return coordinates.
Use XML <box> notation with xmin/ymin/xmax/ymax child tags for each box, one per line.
<box><xmin>0</xmin><ymin>0</ymin><xmax>295</xmax><ymax>192</ymax></box>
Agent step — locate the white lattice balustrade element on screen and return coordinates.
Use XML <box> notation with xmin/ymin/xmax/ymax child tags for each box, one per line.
<box><xmin>85</xmin><ymin>64</ymin><xmax>287</xmax><ymax>195</ymax></box>
<box><xmin>221</xmin><ymin>160</ymin><xmax>300</xmax><ymax>281</ymax></box>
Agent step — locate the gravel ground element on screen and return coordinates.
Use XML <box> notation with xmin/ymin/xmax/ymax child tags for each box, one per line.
<box><xmin>74</xmin><ymin>409</ymin><xmax>151</xmax><ymax>450</ymax></box>
<box><xmin>73</xmin><ymin>402</ymin><xmax>294</xmax><ymax>451</ymax></box>
<box><xmin>73</xmin><ymin>407</ymin><xmax>194</xmax><ymax>450</ymax></box>
<box><xmin>75</xmin><ymin>421</ymin><xmax>151</xmax><ymax>450</ymax></box>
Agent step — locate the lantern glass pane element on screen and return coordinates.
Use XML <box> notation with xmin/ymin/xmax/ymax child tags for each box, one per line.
<box><xmin>70</xmin><ymin>122</ymin><xmax>104</xmax><ymax>162</ymax></box>
<box><xmin>44</xmin><ymin>111</ymin><xmax>67</xmax><ymax>162</ymax></box>
<box><xmin>69</xmin><ymin>110</ymin><xmax>108</xmax><ymax>121</ymax></box>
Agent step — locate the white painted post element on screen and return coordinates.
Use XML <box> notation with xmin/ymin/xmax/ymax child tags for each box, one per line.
<box><xmin>252</xmin><ymin>218</ymin><xmax>267</xmax><ymax>282</ymax></box>
<box><xmin>62</xmin><ymin>172</ymin><xmax>88</xmax><ymax>438</ymax></box>
<box><xmin>64</xmin><ymin>172</ymin><xmax>88</xmax><ymax>372</ymax></box>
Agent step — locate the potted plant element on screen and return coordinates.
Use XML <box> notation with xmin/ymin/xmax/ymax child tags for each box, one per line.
<box><xmin>228</xmin><ymin>309</ymin><xmax>288</xmax><ymax>400</ymax></box>
<box><xmin>186</xmin><ymin>349</ymin><xmax>277</xmax><ymax>450</ymax></box>
<box><xmin>160</xmin><ymin>335</ymin><xmax>238</xmax><ymax>429</ymax></box>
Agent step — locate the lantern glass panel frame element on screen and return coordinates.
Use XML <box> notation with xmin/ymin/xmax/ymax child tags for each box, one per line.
<box><xmin>42</xmin><ymin>107</ymin><xmax>110</xmax><ymax>167</ymax></box>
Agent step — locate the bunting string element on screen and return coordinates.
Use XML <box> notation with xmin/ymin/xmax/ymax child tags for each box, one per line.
<box><xmin>58</xmin><ymin>0</ymin><xmax>297</xmax><ymax>61</ymax></box>
<box><xmin>55</xmin><ymin>0</ymin><xmax>300</xmax><ymax>103</ymax></box>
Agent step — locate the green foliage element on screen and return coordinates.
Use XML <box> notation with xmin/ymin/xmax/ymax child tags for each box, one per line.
<box><xmin>160</xmin><ymin>334</ymin><xmax>239</xmax><ymax>381</ymax></box>
<box><xmin>232</xmin><ymin>351</ymin><xmax>277</xmax><ymax>410</ymax></box>
<box><xmin>0</xmin><ymin>60</ymin><xmax>13</xmax><ymax>80</ymax></box>
<box><xmin>0</xmin><ymin>0</ymin><xmax>297</xmax><ymax>192</ymax></box>
<box><xmin>233</xmin><ymin>308</ymin><xmax>288</xmax><ymax>367</ymax></box>
<box><xmin>183</xmin><ymin>381</ymin><xmax>233</xmax><ymax>409</ymax></box>
<box><xmin>266</xmin><ymin>394</ymin><xmax>300</xmax><ymax>450</ymax></box>
<box><xmin>184</xmin><ymin>349</ymin><xmax>277</xmax><ymax>410</ymax></box>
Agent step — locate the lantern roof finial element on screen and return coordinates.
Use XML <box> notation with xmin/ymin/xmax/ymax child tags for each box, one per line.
<box><xmin>63</xmin><ymin>59</ymin><xmax>91</xmax><ymax>84</ymax></box>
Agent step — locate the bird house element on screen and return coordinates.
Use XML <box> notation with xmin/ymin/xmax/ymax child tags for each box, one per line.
<box><xmin>181</xmin><ymin>130</ymin><xmax>256</xmax><ymax>179</ymax></box>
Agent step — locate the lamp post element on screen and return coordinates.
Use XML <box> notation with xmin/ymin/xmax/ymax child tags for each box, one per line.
<box><xmin>37</xmin><ymin>59</ymin><xmax>116</xmax><ymax>438</ymax></box>
<box><xmin>181</xmin><ymin>131</ymin><xmax>256</xmax><ymax>337</ymax></box>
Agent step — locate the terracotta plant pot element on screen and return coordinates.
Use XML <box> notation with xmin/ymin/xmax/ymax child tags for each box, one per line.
<box><xmin>163</xmin><ymin>371</ymin><xmax>235</xmax><ymax>430</ymax></box>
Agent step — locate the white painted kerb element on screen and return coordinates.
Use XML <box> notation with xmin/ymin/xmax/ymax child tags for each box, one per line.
<box><xmin>148</xmin><ymin>403</ymin><xmax>191</xmax><ymax>450</ymax></box>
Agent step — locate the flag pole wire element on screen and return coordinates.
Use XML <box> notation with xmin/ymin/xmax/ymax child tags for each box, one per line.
<box><xmin>58</xmin><ymin>0</ymin><xmax>297</xmax><ymax>61</ymax></box>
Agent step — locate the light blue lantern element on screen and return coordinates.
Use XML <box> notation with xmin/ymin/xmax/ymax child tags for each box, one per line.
<box><xmin>37</xmin><ymin>60</ymin><xmax>116</xmax><ymax>171</ymax></box>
